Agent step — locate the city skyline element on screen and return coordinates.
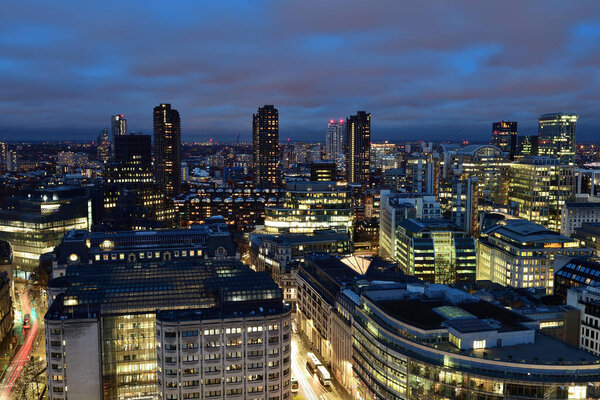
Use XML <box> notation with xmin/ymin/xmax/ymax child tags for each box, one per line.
<box><xmin>2</xmin><ymin>1</ymin><xmax>600</xmax><ymax>142</ymax></box>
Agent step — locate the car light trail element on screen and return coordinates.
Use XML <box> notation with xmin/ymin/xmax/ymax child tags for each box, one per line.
<box><xmin>0</xmin><ymin>291</ymin><xmax>39</xmax><ymax>400</ymax></box>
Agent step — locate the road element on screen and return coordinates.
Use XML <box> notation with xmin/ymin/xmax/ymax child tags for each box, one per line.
<box><xmin>0</xmin><ymin>290</ymin><xmax>39</xmax><ymax>400</ymax></box>
<box><xmin>291</xmin><ymin>334</ymin><xmax>344</xmax><ymax>400</ymax></box>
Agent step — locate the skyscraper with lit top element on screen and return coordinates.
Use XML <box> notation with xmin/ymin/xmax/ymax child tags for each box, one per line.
<box><xmin>252</xmin><ymin>105</ymin><xmax>280</xmax><ymax>188</ymax></box>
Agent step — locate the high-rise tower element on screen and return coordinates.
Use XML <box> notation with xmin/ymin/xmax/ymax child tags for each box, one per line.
<box><xmin>492</xmin><ymin>121</ymin><xmax>517</xmax><ymax>159</ymax></box>
<box><xmin>110</xmin><ymin>114</ymin><xmax>127</xmax><ymax>157</ymax></box>
<box><xmin>153</xmin><ymin>104</ymin><xmax>181</xmax><ymax>197</ymax></box>
<box><xmin>252</xmin><ymin>105</ymin><xmax>280</xmax><ymax>188</ymax></box>
<box><xmin>345</xmin><ymin>111</ymin><xmax>371</xmax><ymax>185</ymax></box>
<box><xmin>326</xmin><ymin>119</ymin><xmax>345</xmax><ymax>160</ymax></box>
<box><xmin>538</xmin><ymin>113</ymin><xmax>578</xmax><ymax>164</ymax></box>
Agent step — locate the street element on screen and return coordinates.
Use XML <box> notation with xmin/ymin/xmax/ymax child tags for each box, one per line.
<box><xmin>0</xmin><ymin>287</ymin><xmax>45</xmax><ymax>400</ymax></box>
<box><xmin>291</xmin><ymin>333</ymin><xmax>346</xmax><ymax>400</ymax></box>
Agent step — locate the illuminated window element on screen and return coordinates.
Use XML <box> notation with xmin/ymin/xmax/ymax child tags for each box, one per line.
<box><xmin>473</xmin><ymin>340</ymin><xmax>486</xmax><ymax>350</ymax></box>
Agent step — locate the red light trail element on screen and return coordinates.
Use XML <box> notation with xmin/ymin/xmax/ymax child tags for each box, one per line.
<box><xmin>0</xmin><ymin>291</ymin><xmax>39</xmax><ymax>399</ymax></box>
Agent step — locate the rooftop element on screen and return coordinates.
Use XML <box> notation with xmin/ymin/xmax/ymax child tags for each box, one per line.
<box><xmin>45</xmin><ymin>260</ymin><xmax>282</xmax><ymax>320</ymax></box>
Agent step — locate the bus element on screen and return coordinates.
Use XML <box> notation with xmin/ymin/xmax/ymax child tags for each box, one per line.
<box><xmin>23</xmin><ymin>313</ymin><xmax>30</xmax><ymax>330</ymax></box>
<box><xmin>291</xmin><ymin>377</ymin><xmax>299</xmax><ymax>393</ymax></box>
<box><xmin>316</xmin><ymin>365</ymin><xmax>331</xmax><ymax>387</ymax></box>
<box><xmin>306</xmin><ymin>352</ymin><xmax>322</xmax><ymax>374</ymax></box>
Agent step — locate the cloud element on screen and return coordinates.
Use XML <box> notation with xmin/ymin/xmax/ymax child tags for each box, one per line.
<box><xmin>1</xmin><ymin>0</ymin><xmax>600</xmax><ymax>142</ymax></box>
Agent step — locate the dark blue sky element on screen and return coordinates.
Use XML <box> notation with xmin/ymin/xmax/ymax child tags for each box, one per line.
<box><xmin>1</xmin><ymin>1</ymin><xmax>600</xmax><ymax>142</ymax></box>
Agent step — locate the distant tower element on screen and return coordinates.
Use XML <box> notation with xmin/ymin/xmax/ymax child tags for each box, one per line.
<box><xmin>252</xmin><ymin>105</ymin><xmax>280</xmax><ymax>188</ymax></box>
<box><xmin>153</xmin><ymin>104</ymin><xmax>181</xmax><ymax>197</ymax></box>
<box><xmin>110</xmin><ymin>114</ymin><xmax>127</xmax><ymax>157</ymax></box>
<box><xmin>97</xmin><ymin>128</ymin><xmax>110</xmax><ymax>163</ymax></box>
<box><xmin>492</xmin><ymin>121</ymin><xmax>517</xmax><ymax>159</ymax></box>
<box><xmin>0</xmin><ymin>142</ymin><xmax>6</xmax><ymax>165</ymax></box>
<box><xmin>345</xmin><ymin>111</ymin><xmax>371</xmax><ymax>186</ymax></box>
<box><xmin>538</xmin><ymin>113</ymin><xmax>578</xmax><ymax>164</ymax></box>
<box><xmin>6</xmin><ymin>150</ymin><xmax>18</xmax><ymax>172</ymax></box>
<box><xmin>326</xmin><ymin>119</ymin><xmax>345</xmax><ymax>160</ymax></box>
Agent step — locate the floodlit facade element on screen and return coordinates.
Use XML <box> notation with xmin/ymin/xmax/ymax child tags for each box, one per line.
<box><xmin>476</xmin><ymin>217</ymin><xmax>590</xmax><ymax>293</ymax></box>
<box><xmin>264</xmin><ymin>181</ymin><xmax>352</xmax><ymax>234</ymax></box>
<box><xmin>561</xmin><ymin>201</ymin><xmax>600</xmax><ymax>237</ymax></box>
<box><xmin>508</xmin><ymin>156</ymin><xmax>575</xmax><ymax>232</ymax></box>
<box><xmin>45</xmin><ymin>260</ymin><xmax>290</xmax><ymax>400</ymax></box>
<box><xmin>49</xmin><ymin>216</ymin><xmax>236</xmax><ymax>278</ymax></box>
<box><xmin>353</xmin><ymin>284</ymin><xmax>600</xmax><ymax>400</ymax></box>
<box><xmin>567</xmin><ymin>285</ymin><xmax>600</xmax><ymax>356</ymax></box>
<box><xmin>379</xmin><ymin>191</ymin><xmax>441</xmax><ymax>260</ymax></box>
<box><xmin>0</xmin><ymin>186</ymin><xmax>90</xmax><ymax>280</ymax></box>
<box><xmin>395</xmin><ymin>218</ymin><xmax>476</xmax><ymax>284</ymax></box>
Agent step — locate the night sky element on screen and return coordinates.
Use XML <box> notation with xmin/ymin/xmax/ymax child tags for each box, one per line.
<box><xmin>1</xmin><ymin>1</ymin><xmax>600</xmax><ymax>142</ymax></box>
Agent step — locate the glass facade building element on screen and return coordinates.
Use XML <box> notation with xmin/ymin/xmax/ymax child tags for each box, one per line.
<box><xmin>395</xmin><ymin>219</ymin><xmax>476</xmax><ymax>284</ymax></box>
<box><xmin>0</xmin><ymin>186</ymin><xmax>90</xmax><ymax>280</ymax></box>
<box><xmin>45</xmin><ymin>259</ymin><xmax>290</xmax><ymax>400</ymax></box>
<box><xmin>508</xmin><ymin>157</ymin><xmax>575</xmax><ymax>232</ymax></box>
<box><xmin>264</xmin><ymin>181</ymin><xmax>353</xmax><ymax>234</ymax></box>
<box><xmin>538</xmin><ymin>113</ymin><xmax>578</xmax><ymax>165</ymax></box>
<box><xmin>352</xmin><ymin>285</ymin><xmax>600</xmax><ymax>400</ymax></box>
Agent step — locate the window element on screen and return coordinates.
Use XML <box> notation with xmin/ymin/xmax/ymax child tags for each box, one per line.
<box><xmin>473</xmin><ymin>340</ymin><xmax>486</xmax><ymax>350</ymax></box>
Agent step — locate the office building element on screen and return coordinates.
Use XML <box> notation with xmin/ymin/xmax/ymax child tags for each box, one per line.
<box><xmin>96</xmin><ymin>128</ymin><xmax>110</xmax><ymax>163</ymax></box>
<box><xmin>174</xmin><ymin>188</ymin><xmax>283</xmax><ymax>232</ymax></box>
<box><xmin>0</xmin><ymin>142</ymin><xmax>6</xmax><ymax>165</ymax></box>
<box><xmin>508</xmin><ymin>156</ymin><xmax>575</xmax><ymax>232</ymax></box>
<box><xmin>114</xmin><ymin>133</ymin><xmax>152</xmax><ymax>165</ymax></box>
<box><xmin>45</xmin><ymin>259</ymin><xmax>291</xmax><ymax>400</ymax></box>
<box><xmin>99</xmin><ymin>133</ymin><xmax>175</xmax><ymax>231</ymax></box>
<box><xmin>310</xmin><ymin>161</ymin><xmax>336</xmax><ymax>181</ymax></box>
<box><xmin>49</xmin><ymin>216</ymin><xmax>236</xmax><ymax>278</ymax></box>
<box><xmin>476</xmin><ymin>216</ymin><xmax>590</xmax><ymax>293</ymax></box>
<box><xmin>326</xmin><ymin>119</ymin><xmax>345</xmax><ymax>161</ymax></box>
<box><xmin>296</xmin><ymin>254</ymin><xmax>415</xmax><ymax>368</ymax></box>
<box><xmin>345</xmin><ymin>111</ymin><xmax>371</xmax><ymax>186</ymax></box>
<box><xmin>492</xmin><ymin>121</ymin><xmax>518</xmax><ymax>159</ymax></box>
<box><xmin>154</xmin><ymin>103</ymin><xmax>181</xmax><ymax>197</ymax></box>
<box><xmin>252</xmin><ymin>105</ymin><xmax>279</xmax><ymax>188</ymax></box>
<box><xmin>517</xmin><ymin>134</ymin><xmax>539</xmax><ymax>157</ymax></box>
<box><xmin>395</xmin><ymin>218</ymin><xmax>476</xmax><ymax>284</ymax></box>
<box><xmin>353</xmin><ymin>283</ymin><xmax>600</xmax><ymax>400</ymax></box>
<box><xmin>379</xmin><ymin>191</ymin><xmax>441</xmax><ymax>260</ymax></box>
<box><xmin>576</xmin><ymin>169</ymin><xmax>600</xmax><ymax>196</ymax></box>
<box><xmin>538</xmin><ymin>113</ymin><xmax>578</xmax><ymax>164</ymax></box>
<box><xmin>110</xmin><ymin>114</ymin><xmax>127</xmax><ymax>157</ymax></box>
<box><xmin>554</xmin><ymin>256</ymin><xmax>600</xmax><ymax>299</ymax></box>
<box><xmin>470</xmin><ymin>282</ymin><xmax>579</xmax><ymax>346</ymax></box>
<box><xmin>6</xmin><ymin>149</ymin><xmax>17</xmax><ymax>172</ymax></box>
<box><xmin>567</xmin><ymin>285</ymin><xmax>600</xmax><ymax>355</ymax></box>
<box><xmin>451</xmin><ymin>177</ymin><xmax>478</xmax><ymax>235</ymax></box>
<box><xmin>573</xmin><ymin>222</ymin><xmax>600</xmax><ymax>256</ymax></box>
<box><xmin>561</xmin><ymin>201</ymin><xmax>600</xmax><ymax>237</ymax></box>
<box><xmin>0</xmin><ymin>272</ymin><xmax>12</xmax><ymax>346</ymax></box>
<box><xmin>370</xmin><ymin>142</ymin><xmax>396</xmax><ymax>171</ymax></box>
<box><xmin>264</xmin><ymin>181</ymin><xmax>352</xmax><ymax>234</ymax></box>
<box><xmin>0</xmin><ymin>186</ymin><xmax>90</xmax><ymax>280</ymax></box>
<box><xmin>250</xmin><ymin>230</ymin><xmax>351</xmax><ymax>309</ymax></box>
